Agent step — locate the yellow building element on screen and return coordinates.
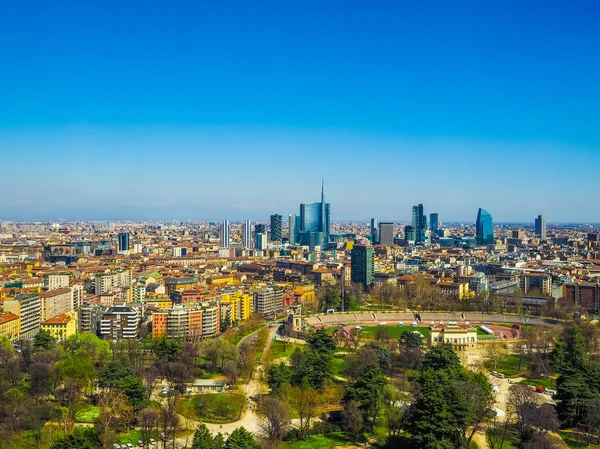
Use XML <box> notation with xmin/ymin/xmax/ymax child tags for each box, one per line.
<box><xmin>143</xmin><ymin>297</ymin><xmax>173</xmax><ymax>309</ymax></box>
<box><xmin>429</xmin><ymin>323</ymin><xmax>477</xmax><ymax>351</ymax></box>
<box><xmin>0</xmin><ymin>312</ymin><xmax>20</xmax><ymax>342</ymax></box>
<box><xmin>221</xmin><ymin>291</ymin><xmax>251</xmax><ymax>322</ymax></box>
<box><xmin>40</xmin><ymin>311</ymin><xmax>77</xmax><ymax>342</ymax></box>
<box><xmin>294</xmin><ymin>284</ymin><xmax>315</xmax><ymax>303</ymax></box>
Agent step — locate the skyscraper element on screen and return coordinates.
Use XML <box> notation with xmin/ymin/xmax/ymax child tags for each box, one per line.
<box><xmin>411</xmin><ymin>204</ymin><xmax>427</xmax><ymax>243</ymax></box>
<box><xmin>351</xmin><ymin>244</ymin><xmax>375</xmax><ymax>288</ymax></box>
<box><xmin>288</xmin><ymin>214</ymin><xmax>300</xmax><ymax>245</ymax></box>
<box><xmin>476</xmin><ymin>209</ymin><xmax>494</xmax><ymax>245</ymax></box>
<box><xmin>370</xmin><ymin>218</ymin><xmax>379</xmax><ymax>244</ymax></box>
<box><xmin>430</xmin><ymin>213</ymin><xmax>439</xmax><ymax>234</ymax></box>
<box><xmin>220</xmin><ymin>220</ymin><xmax>230</xmax><ymax>248</ymax></box>
<box><xmin>299</xmin><ymin>180</ymin><xmax>330</xmax><ymax>249</ymax></box>
<box><xmin>254</xmin><ymin>224</ymin><xmax>265</xmax><ymax>248</ymax></box>
<box><xmin>378</xmin><ymin>222</ymin><xmax>394</xmax><ymax>246</ymax></box>
<box><xmin>242</xmin><ymin>220</ymin><xmax>252</xmax><ymax>249</ymax></box>
<box><xmin>255</xmin><ymin>232</ymin><xmax>267</xmax><ymax>250</ymax></box>
<box><xmin>270</xmin><ymin>214</ymin><xmax>283</xmax><ymax>242</ymax></box>
<box><xmin>118</xmin><ymin>232</ymin><xmax>130</xmax><ymax>252</ymax></box>
<box><xmin>535</xmin><ymin>215</ymin><xmax>547</xmax><ymax>242</ymax></box>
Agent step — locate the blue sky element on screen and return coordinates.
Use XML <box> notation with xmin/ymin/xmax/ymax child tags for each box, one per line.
<box><xmin>1</xmin><ymin>1</ymin><xmax>599</xmax><ymax>222</ymax></box>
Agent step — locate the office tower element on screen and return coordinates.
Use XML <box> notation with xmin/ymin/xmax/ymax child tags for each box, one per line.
<box><xmin>118</xmin><ymin>232</ymin><xmax>130</xmax><ymax>252</ymax></box>
<box><xmin>270</xmin><ymin>214</ymin><xmax>283</xmax><ymax>242</ymax></box>
<box><xmin>220</xmin><ymin>220</ymin><xmax>230</xmax><ymax>247</ymax></box>
<box><xmin>476</xmin><ymin>208</ymin><xmax>494</xmax><ymax>245</ymax></box>
<box><xmin>411</xmin><ymin>204</ymin><xmax>427</xmax><ymax>243</ymax></box>
<box><xmin>370</xmin><ymin>218</ymin><xmax>379</xmax><ymax>244</ymax></box>
<box><xmin>242</xmin><ymin>220</ymin><xmax>252</xmax><ymax>249</ymax></box>
<box><xmin>535</xmin><ymin>215</ymin><xmax>547</xmax><ymax>242</ymax></box>
<box><xmin>378</xmin><ymin>222</ymin><xmax>394</xmax><ymax>246</ymax></box>
<box><xmin>351</xmin><ymin>244</ymin><xmax>375</xmax><ymax>288</ymax></box>
<box><xmin>404</xmin><ymin>225</ymin><xmax>414</xmax><ymax>241</ymax></box>
<box><xmin>288</xmin><ymin>214</ymin><xmax>300</xmax><ymax>245</ymax></box>
<box><xmin>430</xmin><ymin>213</ymin><xmax>439</xmax><ymax>234</ymax></box>
<box><xmin>255</xmin><ymin>232</ymin><xmax>267</xmax><ymax>250</ymax></box>
<box><xmin>299</xmin><ymin>180</ymin><xmax>330</xmax><ymax>249</ymax></box>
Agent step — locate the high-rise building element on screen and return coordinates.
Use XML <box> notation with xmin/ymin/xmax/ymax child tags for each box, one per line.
<box><xmin>118</xmin><ymin>232</ymin><xmax>130</xmax><ymax>252</ymax></box>
<box><xmin>411</xmin><ymin>204</ymin><xmax>427</xmax><ymax>243</ymax></box>
<box><xmin>370</xmin><ymin>218</ymin><xmax>379</xmax><ymax>244</ymax></box>
<box><xmin>430</xmin><ymin>213</ymin><xmax>439</xmax><ymax>234</ymax></box>
<box><xmin>255</xmin><ymin>232</ymin><xmax>267</xmax><ymax>250</ymax></box>
<box><xmin>476</xmin><ymin>208</ymin><xmax>494</xmax><ymax>245</ymax></box>
<box><xmin>242</xmin><ymin>220</ymin><xmax>252</xmax><ymax>249</ymax></box>
<box><xmin>351</xmin><ymin>244</ymin><xmax>375</xmax><ymax>288</ymax></box>
<box><xmin>270</xmin><ymin>214</ymin><xmax>283</xmax><ymax>242</ymax></box>
<box><xmin>252</xmin><ymin>287</ymin><xmax>283</xmax><ymax>317</ymax></box>
<box><xmin>299</xmin><ymin>181</ymin><xmax>330</xmax><ymax>249</ymax></box>
<box><xmin>535</xmin><ymin>215</ymin><xmax>547</xmax><ymax>242</ymax></box>
<box><xmin>404</xmin><ymin>225</ymin><xmax>415</xmax><ymax>242</ymax></box>
<box><xmin>378</xmin><ymin>222</ymin><xmax>394</xmax><ymax>246</ymax></box>
<box><xmin>220</xmin><ymin>220</ymin><xmax>230</xmax><ymax>248</ymax></box>
<box><xmin>288</xmin><ymin>214</ymin><xmax>300</xmax><ymax>245</ymax></box>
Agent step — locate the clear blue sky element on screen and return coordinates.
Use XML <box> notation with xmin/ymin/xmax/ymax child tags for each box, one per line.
<box><xmin>1</xmin><ymin>1</ymin><xmax>599</xmax><ymax>222</ymax></box>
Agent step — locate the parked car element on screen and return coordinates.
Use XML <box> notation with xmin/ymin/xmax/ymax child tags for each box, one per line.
<box><xmin>397</xmin><ymin>322</ymin><xmax>405</xmax><ymax>327</ymax></box>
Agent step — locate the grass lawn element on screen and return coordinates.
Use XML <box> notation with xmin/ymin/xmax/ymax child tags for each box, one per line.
<box><xmin>331</xmin><ymin>356</ymin><xmax>345</xmax><ymax>377</ymax></box>
<box><xmin>495</xmin><ymin>354</ymin><xmax>528</xmax><ymax>377</ymax></box>
<box><xmin>269</xmin><ymin>340</ymin><xmax>301</xmax><ymax>359</ymax></box>
<box><xmin>118</xmin><ymin>430</ymin><xmax>143</xmax><ymax>445</ymax></box>
<box><xmin>559</xmin><ymin>430</ymin><xmax>600</xmax><ymax>448</ymax></box>
<box><xmin>75</xmin><ymin>404</ymin><xmax>100</xmax><ymax>423</ymax></box>
<box><xmin>519</xmin><ymin>377</ymin><xmax>556</xmax><ymax>390</ymax></box>
<box><xmin>283</xmin><ymin>432</ymin><xmax>354</xmax><ymax>449</ymax></box>
<box><xmin>360</xmin><ymin>325</ymin><xmax>430</xmax><ymax>340</ymax></box>
<box><xmin>176</xmin><ymin>393</ymin><xmax>245</xmax><ymax>424</ymax></box>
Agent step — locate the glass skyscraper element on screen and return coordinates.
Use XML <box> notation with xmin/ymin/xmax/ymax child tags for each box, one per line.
<box><xmin>299</xmin><ymin>181</ymin><xmax>330</xmax><ymax>249</ymax></box>
<box><xmin>476</xmin><ymin>208</ymin><xmax>494</xmax><ymax>245</ymax></box>
<box><xmin>535</xmin><ymin>214</ymin><xmax>547</xmax><ymax>241</ymax></box>
<box><xmin>118</xmin><ymin>232</ymin><xmax>130</xmax><ymax>252</ymax></box>
<box><xmin>411</xmin><ymin>204</ymin><xmax>427</xmax><ymax>243</ymax></box>
<box><xmin>351</xmin><ymin>244</ymin><xmax>374</xmax><ymax>288</ymax></box>
<box><xmin>430</xmin><ymin>213</ymin><xmax>439</xmax><ymax>234</ymax></box>
<box><xmin>270</xmin><ymin>214</ymin><xmax>282</xmax><ymax>242</ymax></box>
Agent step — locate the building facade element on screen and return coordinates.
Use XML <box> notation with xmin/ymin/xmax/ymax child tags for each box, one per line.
<box><xmin>100</xmin><ymin>305</ymin><xmax>139</xmax><ymax>340</ymax></box>
<box><xmin>535</xmin><ymin>215</ymin><xmax>547</xmax><ymax>242</ymax></box>
<box><xmin>350</xmin><ymin>244</ymin><xmax>375</xmax><ymax>288</ymax></box>
<box><xmin>220</xmin><ymin>220</ymin><xmax>230</xmax><ymax>248</ymax></box>
<box><xmin>378</xmin><ymin>222</ymin><xmax>394</xmax><ymax>246</ymax></box>
<box><xmin>3</xmin><ymin>293</ymin><xmax>41</xmax><ymax>340</ymax></box>
<box><xmin>476</xmin><ymin>208</ymin><xmax>494</xmax><ymax>245</ymax></box>
<box><xmin>270</xmin><ymin>214</ymin><xmax>283</xmax><ymax>242</ymax></box>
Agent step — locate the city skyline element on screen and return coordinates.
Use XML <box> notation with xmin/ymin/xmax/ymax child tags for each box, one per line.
<box><xmin>1</xmin><ymin>2</ymin><xmax>599</xmax><ymax>222</ymax></box>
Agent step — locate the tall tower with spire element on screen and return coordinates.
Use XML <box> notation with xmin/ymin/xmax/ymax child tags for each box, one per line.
<box><xmin>299</xmin><ymin>180</ymin><xmax>330</xmax><ymax>250</ymax></box>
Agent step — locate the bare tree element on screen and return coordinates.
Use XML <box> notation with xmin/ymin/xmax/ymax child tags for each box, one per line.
<box><xmin>508</xmin><ymin>384</ymin><xmax>541</xmax><ymax>438</ymax></box>
<box><xmin>286</xmin><ymin>385</ymin><xmax>321</xmax><ymax>440</ymax></box>
<box><xmin>96</xmin><ymin>388</ymin><xmax>135</xmax><ymax>448</ymax></box>
<box><xmin>139</xmin><ymin>407</ymin><xmax>159</xmax><ymax>449</ymax></box>
<box><xmin>258</xmin><ymin>396</ymin><xmax>291</xmax><ymax>449</ymax></box>
<box><xmin>223</xmin><ymin>361</ymin><xmax>238</xmax><ymax>386</ymax></box>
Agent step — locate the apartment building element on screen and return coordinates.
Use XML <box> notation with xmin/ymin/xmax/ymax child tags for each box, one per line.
<box><xmin>40</xmin><ymin>288</ymin><xmax>72</xmax><ymax>321</ymax></box>
<box><xmin>0</xmin><ymin>312</ymin><xmax>20</xmax><ymax>342</ymax></box>
<box><xmin>3</xmin><ymin>293</ymin><xmax>41</xmax><ymax>339</ymax></box>
<box><xmin>252</xmin><ymin>287</ymin><xmax>283</xmax><ymax>317</ymax></box>
<box><xmin>41</xmin><ymin>311</ymin><xmax>77</xmax><ymax>342</ymax></box>
<box><xmin>520</xmin><ymin>273</ymin><xmax>552</xmax><ymax>295</ymax></box>
<box><xmin>100</xmin><ymin>304</ymin><xmax>138</xmax><ymax>340</ymax></box>
<box><xmin>152</xmin><ymin>307</ymin><xmax>203</xmax><ymax>340</ymax></box>
<box><xmin>44</xmin><ymin>272</ymin><xmax>74</xmax><ymax>291</ymax></box>
<box><xmin>94</xmin><ymin>268</ymin><xmax>132</xmax><ymax>294</ymax></box>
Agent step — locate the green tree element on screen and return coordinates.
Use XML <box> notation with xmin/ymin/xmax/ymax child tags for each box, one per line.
<box><xmin>98</xmin><ymin>361</ymin><xmax>133</xmax><ymax>387</ymax></box>
<box><xmin>192</xmin><ymin>424</ymin><xmax>215</xmax><ymax>449</ymax></box>
<box><xmin>290</xmin><ymin>348</ymin><xmax>332</xmax><ymax>390</ymax></box>
<box><xmin>343</xmin><ymin>363</ymin><xmax>388</xmax><ymax>426</ymax></box>
<box><xmin>152</xmin><ymin>338</ymin><xmax>182</xmax><ymax>363</ymax></box>
<box><xmin>50</xmin><ymin>428</ymin><xmax>101</xmax><ymax>449</ymax></box>
<box><xmin>400</xmin><ymin>331</ymin><xmax>423</xmax><ymax>348</ymax></box>
<box><xmin>267</xmin><ymin>363</ymin><xmax>293</xmax><ymax>394</ymax></box>
<box><xmin>226</xmin><ymin>427</ymin><xmax>260</xmax><ymax>449</ymax></box>
<box><xmin>342</xmin><ymin>400</ymin><xmax>364</xmax><ymax>442</ymax></box>
<box><xmin>65</xmin><ymin>333</ymin><xmax>110</xmax><ymax>360</ymax></box>
<box><xmin>320</xmin><ymin>287</ymin><xmax>341</xmax><ymax>312</ymax></box>
<box><xmin>119</xmin><ymin>375</ymin><xmax>147</xmax><ymax>408</ymax></box>
<box><xmin>33</xmin><ymin>330</ymin><xmax>55</xmax><ymax>351</ymax></box>
<box><xmin>306</xmin><ymin>328</ymin><xmax>336</xmax><ymax>353</ymax></box>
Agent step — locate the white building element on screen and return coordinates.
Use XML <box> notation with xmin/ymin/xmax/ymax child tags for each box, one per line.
<box><xmin>220</xmin><ymin>220</ymin><xmax>230</xmax><ymax>248</ymax></box>
<box><xmin>242</xmin><ymin>220</ymin><xmax>252</xmax><ymax>249</ymax></box>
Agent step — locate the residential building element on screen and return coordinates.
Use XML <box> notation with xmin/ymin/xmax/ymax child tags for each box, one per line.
<box><xmin>152</xmin><ymin>307</ymin><xmax>203</xmax><ymax>340</ymax></box>
<box><xmin>0</xmin><ymin>312</ymin><xmax>20</xmax><ymax>342</ymax></box>
<box><xmin>220</xmin><ymin>291</ymin><xmax>251</xmax><ymax>322</ymax></box>
<box><xmin>95</xmin><ymin>268</ymin><xmax>132</xmax><ymax>295</ymax></box>
<box><xmin>564</xmin><ymin>283</ymin><xmax>600</xmax><ymax>313</ymax></box>
<box><xmin>535</xmin><ymin>215</ymin><xmax>547</xmax><ymax>242</ymax></box>
<box><xmin>476</xmin><ymin>208</ymin><xmax>494</xmax><ymax>245</ymax></box>
<box><xmin>411</xmin><ymin>204</ymin><xmax>427</xmax><ymax>243</ymax></box>
<box><xmin>253</xmin><ymin>287</ymin><xmax>283</xmax><ymax>317</ymax></box>
<box><xmin>41</xmin><ymin>311</ymin><xmax>77</xmax><ymax>342</ymax></box>
<box><xmin>100</xmin><ymin>305</ymin><xmax>139</xmax><ymax>340</ymax></box>
<box><xmin>44</xmin><ymin>272</ymin><xmax>73</xmax><ymax>291</ymax></box>
<box><xmin>242</xmin><ymin>220</ymin><xmax>252</xmax><ymax>249</ymax></box>
<box><xmin>469</xmin><ymin>273</ymin><xmax>489</xmax><ymax>295</ymax></box>
<box><xmin>351</xmin><ymin>244</ymin><xmax>375</xmax><ymax>288</ymax></box>
<box><xmin>40</xmin><ymin>288</ymin><xmax>72</xmax><ymax>321</ymax></box>
<box><xmin>270</xmin><ymin>214</ymin><xmax>283</xmax><ymax>242</ymax></box>
<box><xmin>220</xmin><ymin>220</ymin><xmax>230</xmax><ymax>248</ymax></box>
<box><xmin>201</xmin><ymin>304</ymin><xmax>220</xmax><ymax>336</ymax></box>
<box><xmin>70</xmin><ymin>284</ymin><xmax>84</xmax><ymax>311</ymax></box>
<box><xmin>520</xmin><ymin>273</ymin><xmax>552</xmax><ymax>295</ymax></box>
<box><xmin>378</xmin><ymin>222</ymin><xmax>394</xmax><ymax>246</ymax></box>
<box><xmin>3</xmin><ymin>293</ymin><xmax>41</xmax><ymax>339</ymax></box>
<box><xmin>79</xmin><ymin>302</ymin><xmax>102</xmax><ymax>335</ymax></box>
